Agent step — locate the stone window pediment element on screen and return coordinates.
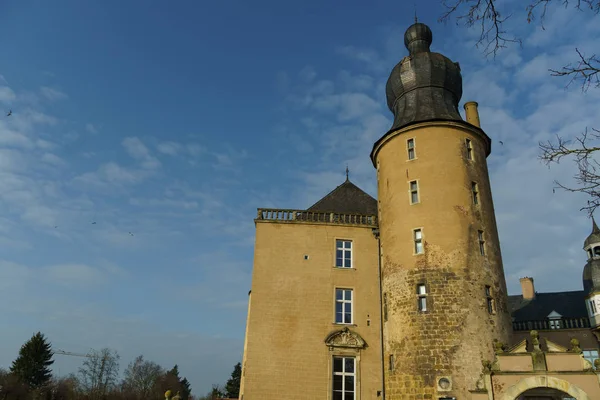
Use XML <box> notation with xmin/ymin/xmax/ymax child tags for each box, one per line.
<box><xmin>325</xmin><ymin>327</ymin><xmax>367</xmax><ymax>350</ymax></box>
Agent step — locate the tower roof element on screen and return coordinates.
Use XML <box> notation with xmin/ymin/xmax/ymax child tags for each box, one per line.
<box><xmin>385</xmin><ymin>22</ymin><xmax>463</xmax><ymax>132</ymax></box>
<box><xmin>584</xmin><ymin>216</ymin><xmax>600</xmax><ymax>249</ymax></box>
<box><xmin>308</xmin><ymin>179</ymin><xmax>377</xmax><ymax>215</ymax></box>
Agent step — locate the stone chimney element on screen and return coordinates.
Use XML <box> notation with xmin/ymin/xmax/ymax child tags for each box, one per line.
<box><xmin>520</xmin><ymin>277</ymin><xmax>536</xmax><ymax>300</ymax></box>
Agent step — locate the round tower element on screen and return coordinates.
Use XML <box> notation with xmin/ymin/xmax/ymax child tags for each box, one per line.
<box><xmin>371</xmin><ymin>23</ymin><xmax>512</xmax><ymax>399</ymax></box>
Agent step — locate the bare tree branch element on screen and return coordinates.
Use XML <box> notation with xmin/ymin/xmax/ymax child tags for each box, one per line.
<box><xmin>439</xmin><ymin>0</ymin><xmax>599</xmax><ymax>57</ymax></box>
<box><xmin>539</xmin><ymin>128</ymin><xmax>600</xmax><ymax>216</ymax></box>
<box><xmin>439</xmin><ymin>0</ymin><xmax>521</xmax><ymax>57</ymax></box>
<box><xmin>550</xmin><ymin>48</ymin><xmax>600</xmax><ymax>91</ymax></box>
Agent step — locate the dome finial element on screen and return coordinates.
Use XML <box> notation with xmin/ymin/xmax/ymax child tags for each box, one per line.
<box><xmin>404</xmin><ymin>22</ymin><xmax>432</xmax><ymax>55</ymax></box>
<box><xmin>414</xmin><ymin>3</ymin><xmax>418</xmax><ymax>24</ymax></box>
<box><xmin>593</xmin><ymin>215</ymin><xmax>599</xmax><ymax>234</ymax></box>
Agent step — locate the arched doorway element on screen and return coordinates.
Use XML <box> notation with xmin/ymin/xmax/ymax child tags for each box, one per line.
<box><xmin>516</xmin><ymin>387</ymin><xmax>576</xmax><ymax>399</ymax></box>
<box><xmin>501</xmin><ymin>376</ymin><xmax>591</xmax><ymax>400</ymax></box>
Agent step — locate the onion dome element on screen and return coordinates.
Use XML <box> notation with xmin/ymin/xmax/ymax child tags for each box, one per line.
<box><xmin>385</xmin><ymin>22</ymin><xmax>464</xmax><ymax>131</ymax></box>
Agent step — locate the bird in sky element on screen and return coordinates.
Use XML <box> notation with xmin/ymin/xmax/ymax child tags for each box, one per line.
<box><xmin>499</xmin><ymin>141</ymin><xmax>504</xmax><ymax>145</ymax></box>
<box><xmin>6</xmin><ymin>109</ymin><xmax>12</xmax><ymax>116</ymax></box>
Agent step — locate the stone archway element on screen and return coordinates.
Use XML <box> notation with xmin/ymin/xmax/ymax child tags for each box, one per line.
<box><xmin>502</xmin><ymin>376</ymin><xmax>591</xmax><ymax>400</ymax></box>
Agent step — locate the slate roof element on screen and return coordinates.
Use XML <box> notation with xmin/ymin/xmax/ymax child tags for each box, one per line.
<box><xmin>307</xmin><ymin>179</ymin><xmax>378</xmax><ymax>215</ymax></box>
<box><xmin>509</xmin><ymin>291</ymin><xmax>588</xmax><ymax>321</ymax></box>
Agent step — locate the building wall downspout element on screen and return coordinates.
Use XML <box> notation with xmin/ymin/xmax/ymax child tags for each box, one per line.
<box><xmin>373</xmin><ymin>228</ymin><xmax>385</xmax><ymax>399</ymax></box>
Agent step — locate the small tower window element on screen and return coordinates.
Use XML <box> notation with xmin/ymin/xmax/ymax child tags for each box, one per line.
<box><xmin>410</xmin><ymin>180</ymin><xmax>419</xmax><ymax>204</ymax></box>
<box><xmin>478</xmin><ymin>230</ymin><xmax>486</xmax><ymax>256</ymax></box>
<box><xmin>466</xmin><ymin>138</ymin><xmax>473</xmax><ymax>160</ymax></box>
<box><xmin>417</xmin><ymin>284</ymin><xmax>427</xmax><ymax>312</ymax></box>
<box><xmin>594</xmin><ymin>246</ymin><xmax>600</xmax><ymax>257</ymax></box>
<box><xmin>590</xmin><ymin>299</ymin><xmax>597</xmax><ymax>315</ymax></box>
<box><xmin>407</xmin><ymin>138</ymin><xmax>415</xmax><ymax>160</ymax></box>
<box><xmin>485</xmin><ymin>285</ymin><xmax>495</xmax><ymax>314</ymax></box>
<box><xmin>413</xmin><ymin>229</ymin><xmax>423</xmax><ymax>254</ymax></box>
<box><xmin>588</xmin><ymin>249</ymin><xmax>593</xmax><ymax>260</ymax></box>
<box><xmin>471</xmin><ymin>182</ymin><xmax>479</xmax><ymax>205</ymax></box>
<box><xmin>383</xmin><ymin>293</ymin><xmax>389</xmax><ymax>321</ymax></box>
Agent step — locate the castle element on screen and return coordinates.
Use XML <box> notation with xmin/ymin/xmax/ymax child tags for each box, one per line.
<box><xmin>238</xmin><ymin>22</ymin><xmax>600</xmax><ymax>400</ymax></box>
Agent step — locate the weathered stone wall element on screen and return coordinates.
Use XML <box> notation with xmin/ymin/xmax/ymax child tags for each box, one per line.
<box><xmin>373</xmin><ymin>121</ymin><xmax>513</xmax><ymax>399</ymax></box>
<box><xmin>241</xmin><ymin>221</ymin><xmax>382</xmax><ymax>399</ymax></box>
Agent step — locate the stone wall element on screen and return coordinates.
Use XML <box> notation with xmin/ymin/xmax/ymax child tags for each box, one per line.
<box><xmin>373</xmin><ymin>121</ymin><xmax>513</xmax><ymax>399</ymax></box>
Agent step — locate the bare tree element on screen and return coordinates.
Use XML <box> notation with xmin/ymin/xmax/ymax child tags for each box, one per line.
<box><xmin>440</xmin><ymin>0</ymin><xmax>600</xmax><ymax>214</ymax></box>
<box><xmin>439</xmin><ymin>0</ymin><xmax>599</xmax><ymax>57</ymax></box>
<box><xmin>121</xmin><ymin>355</ymin><xmax>164</xmax><ymax>400</ymax></box>
<box><xmin>78</xmin><ymin>348</ymin><xmax>120</xmax><ymax>400</ymax></box>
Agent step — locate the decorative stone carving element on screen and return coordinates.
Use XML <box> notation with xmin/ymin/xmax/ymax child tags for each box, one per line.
<box><xmin>530</xmin><ymin>330</ymin><xmax>541</xmax><ymax>352</ymax></box>
<box><xmin>324</xmin><ymin>327</ymin><xmax>367</xmax><ymax>349</ymax></box>
<box><xmin>493</xmin><ymin>339</ymin><xmax>506</xmax><ymax>354</ymax></box>
<box><xmin>482</xmin><ymin>359</ymin><xmax>492</xmax><ymax>373</ymax></box>
<box><xmin>594</xmin><ymin>358</ymin><xmax>600</xmax><ymax>371</ymax></box>
<box><xmin>569</xmin><ymin>338</ymin><xmax>582</xmax><ymax>353</ymax></box>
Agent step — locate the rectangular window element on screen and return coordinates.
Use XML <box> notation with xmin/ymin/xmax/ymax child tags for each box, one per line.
<box><xmin>417</xmin><ymin>284</ymin><xmax>427</xmax><ymax>312</ymax></box>
<box><xmin>591</xmin><ymin>299</ymin><xmax>598</xmax><ymax>315</ymax></box>
<box><xmin>414</xmin><ymin>229</ymin><xmax>423</xmax><ymax>254</ymax></box>
<box><xmin>389</xmin><ymin>354</ymin><xmax>394</xmax><ymax>371</ymax></box>
<box><xmin>410</xmin><ymin>180</ymin><xmax>419</xmax><ymax>204</ymax></box>
<box><xmin>472</xmin><ymin>182</ymin><xmax>479</xmax><ymax>205</ymax></box>
<box><xmin>478</xmin><ymin>230</ymin><xmax>485</xmax><ymax>256</ymax></box>
<box><xmin>407</xmin><ymin>138</ymin><xmax>415</xmax><ymax>160</ymax></box>
<box><xmin>335</xmin><ymin>288</ymin><xmax>353</xmax><ymax>324</ymax></box>
<box><xmin>466</xmin><ymin>138</ymin><xmax>473</xmax><ymax>160</ymax></box>
<box><xmin>383</xmin><ymin>293</ymin><xmax>388</xmax><ymax>322</ymax></box>
<box><xmin>549</xmin><ymin>319</ymin><xmax>561</xmax><ymax>329</ymax></box>
<box><xmin>583</xmin><ymin>350</ymin><xmax>599</xmax><ymax>366</ymax></box>
<box><xmin>332</xmin><ymin>357</ymin><xmax>355</xmax><ymax>400</ymax></box>
<box><xmin>485</xmin><ymin>285</ymin><xmax>494</xmax><ymax>314</ymax></box>
<box><xmin>335</xmin><ymin>240</ymin><xmax>352</xmax><ymax>268</ymax></box>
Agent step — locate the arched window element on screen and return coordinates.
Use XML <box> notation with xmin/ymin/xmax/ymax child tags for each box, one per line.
<box><xmin>594</xmin><ymin>246</ymin><xmax>600</xmax><ymax>257</ymax></box>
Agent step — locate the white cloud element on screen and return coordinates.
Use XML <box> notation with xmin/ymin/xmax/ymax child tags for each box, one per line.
<box><xmin>40</xmin><ymin>86</ymin><xmax>68</xmax><ymax>101</ymax></box>
<box><xmin>0</xmin><ymin>86</ymin><xmax>16</xmax><ymax>103</ymax></box>
<box><xmin>85</xmin><ymin>123</ymin><xmax>98</xmax><ymax>134</ymax></box>
<box><xmin>157</xmin><ymin>141</ymin><xmax>183</xmax><ymax>156</ymax></box>
<box><xmin>122</xmin><ymin>137</ymin><xmax>161</xmax><ymax>170</ymax></box>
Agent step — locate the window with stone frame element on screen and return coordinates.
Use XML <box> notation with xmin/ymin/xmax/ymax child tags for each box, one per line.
<box><xmin>407</xmin><ymin>138</ymin><xmax>416</xmax><ymax>160</ymax></box>
<box><xmin>485</xmin><ymin>285</ymin><xmax>495</xmax><ymax>314</ymax></box>
<box><xmin>332</xmin><ymin>356</ymin><xmax>355</xmax><ymax>400</ymax></box>
<box><xmin>335</xmin><ymin>288</ymin><xmax>353</xmax><ymax>324</ymax></box>
<box><xmin>383</xmin><ymin>293</ymin><xmax>388</xmax><ymax>322</ymax></box>
<box><xmin>335</xmin><ymin>240</ymin><xmax>352</xmax><ymax>268</ymax></box>
<box><xmin>471</xmin><ymin>182</ymin><xmax>479</xmax><ymax>205</ymax></box>
<box><xmin>590</xmin><ymin>299</ymin><xmax>598</xmax><ymax>315</ymax></box>
<box><xmin>466</xmin><ymin>138</ymin><xmax>473</xmax><ymax>160</ymax></box>
<box><xmin>417</xmin><ymin>284</ymin><xmax>427</xmax><ymax>312</ymax></box>
<box><xmin>414</xmin><ymin>229</ymin><xmax>424</xmax><ymax>254</ymax></box>
<box><xmin>409</xmin><ymin>180</ymin><xmax>419</xmax><ymax>204</ymax></box>
<box><xmin>478</xmin><ymin>230</ymin><xmax>486</xmax><ymax>256</ymax></box>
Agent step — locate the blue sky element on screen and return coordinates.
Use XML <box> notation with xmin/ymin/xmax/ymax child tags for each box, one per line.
<box><xmin>1</xmin><ymin>0</ymin><xmax>599</xmax><ymax>395</ymax></box>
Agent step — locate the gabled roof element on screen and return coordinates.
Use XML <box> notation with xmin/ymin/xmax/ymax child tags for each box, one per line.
<box><xmin>308</xmin><ymin>179</ymin><xmax>378</xmax><ymax>215</ymax></box>
<box><xmin>509</xmin><ymin>291</ymin><xmax>588</xmax><ymax>321</ymax></box>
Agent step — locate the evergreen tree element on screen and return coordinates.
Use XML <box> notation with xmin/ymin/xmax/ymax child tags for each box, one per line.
<box><xmin>168</xmin><ymin>365</ymin><xmax>180</xmax><ymax>380</ymax></box>
<box><xmin>179</xmin><ymin>377</ymin><xmax>191</xmax><ymax>400</ymax></box>
<box><xmin>10</xmin><ymin>332</ymin><xmax>54</xmax><ymax>389</ymax></box>
<box><xmin>225</xmin><ymin>362</ymin><xmax>241</xmax><ymax>398</ymax></box>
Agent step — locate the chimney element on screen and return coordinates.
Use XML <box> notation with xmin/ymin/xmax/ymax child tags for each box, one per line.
<box><xmin>519</xmin><ymin>277</ymin><xmax>536</xmax><ymax>300</ymax></box>
<box><xmin>464</xmin><ymin>101</ymin><xmax>481</xmax><ymax>128</ymax></box>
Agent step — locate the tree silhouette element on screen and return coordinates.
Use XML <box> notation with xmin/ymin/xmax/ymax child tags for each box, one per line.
<box><xmin>10</xmin><ymin>332</ymin><xmax>54</xmax><ymax>389</ymax></box>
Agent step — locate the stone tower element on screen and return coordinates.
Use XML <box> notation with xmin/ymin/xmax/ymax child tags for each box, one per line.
<box><xmin>583</xmin><ymin>217</ymin><xmax>600</xmax><ymax>340</ymax></box>
<box><xmin>371</xmin><ymin>23</ymin><xmax>512</xmax><ymax>399</ymax></box>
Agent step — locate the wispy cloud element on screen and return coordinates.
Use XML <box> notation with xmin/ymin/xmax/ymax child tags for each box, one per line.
<box><xmin>40</xmin><ymin>86</ymin><xmax>68</xmax><ymax>101</ymax></box>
